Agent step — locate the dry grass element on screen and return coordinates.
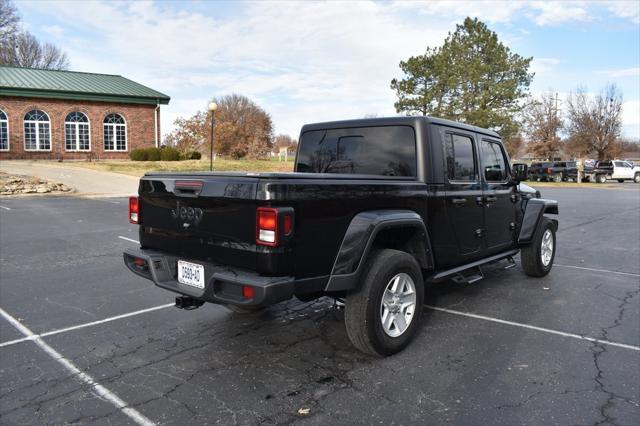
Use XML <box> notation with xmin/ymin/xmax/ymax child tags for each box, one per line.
<box><xmin>62</xmin><ymin>158</ymin><xmax>295</xmax><ymax>177</ymax></box>
<box><xmin>524</xmin><ymin>180</ymin><xmax>620</xmax><ymax>189</ymax></box>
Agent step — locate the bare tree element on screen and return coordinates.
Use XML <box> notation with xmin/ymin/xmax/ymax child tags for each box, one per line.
<box><xmin>1</xmin><ymin>32</ymin><xmax>69</xmax><ymax>69</ymax></box>
<box><xmin>0</xmin><ymin>0</ymin><xmax>19</xmax><ymax>44</ymax></box>
<box><xmin>0</xmin><ymin>0</ymin><xmax>69</xmax><ymax>69</ymax></box>
<box><xmin>523</xmin><ymin>92</ymin><xmax>563</xmax><ymax>160</ymax></box>
<box><xmin>273</xmin><ymin>134</ymin><xmax>297</xmax><ymax>154</ymax></box>
<box><xmin>212</xmin><ymin>94</ymin><xmax>273</xmax><ymax>159</ymax></box>
<box><xmin>565</xmin><ymin>84</ymin><xmax>623</xmax><ymax>160</ymax></box>
<box><xmin>167</xmin><ymin>94</ymin><xmax>274</xmax><ymax>159</ymax></box>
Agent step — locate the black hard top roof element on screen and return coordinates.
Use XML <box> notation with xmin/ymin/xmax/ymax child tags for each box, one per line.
<box><xmin>300</xmin><ymin>116</ymin><xmax>501</xmax><ymax>139</ymax></box>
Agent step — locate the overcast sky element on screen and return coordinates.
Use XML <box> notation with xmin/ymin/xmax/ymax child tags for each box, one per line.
<box><xmin>17</xmin><ymin>0</ymin><xmax>640</xmax><ymax>140</ymax></box>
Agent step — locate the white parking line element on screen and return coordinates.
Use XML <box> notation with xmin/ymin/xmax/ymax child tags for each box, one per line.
<box><xmin>555</xmin><ymin>264</ymin><xmax>640</xmax><ymax>278</ymax></box>
<box><xmin>0</xmin><ymin>307</ymin><xmax>155</xmax><ymax>426</ymax></box>
<box><xmin>0</xmin><ymin>205</ymin><xmax>11</xmax><ymax>211</ymax></box>
<box><xmin>425</xmin><ymin>305</ymin><xmax>640</xmax><ymax>351</ymax></box>
<box><xmin>118</xmin><ymin>236</ymin><xmax>140</xmax><ymax>244</ymax></box>
<box><xmin>0</xmin><ymin>303</ymin><xmax>174</xmax><ymax>348</ymax></box>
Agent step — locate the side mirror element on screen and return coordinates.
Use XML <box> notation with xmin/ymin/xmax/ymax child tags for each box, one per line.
<box><xmin>512</xmin><ymin>163</ymin><xmax>528</xmax><ymax>182</ymax></box>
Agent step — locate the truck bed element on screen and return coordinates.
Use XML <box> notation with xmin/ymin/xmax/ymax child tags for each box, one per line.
<box><xmin>137</xmin><ymin>172</ymin><xmax>427</xmax><ymax>287</ymax></box>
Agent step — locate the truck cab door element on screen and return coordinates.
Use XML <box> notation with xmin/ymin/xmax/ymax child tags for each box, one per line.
<box><xmin>442</xmin><ymin>130</ymin><xmax>485</xmax><ymax>266</ymax></box>
<box><xmin>479</xmin><ymin>138</ymin><xmax>517</xmax><ymax>254</ymax></box>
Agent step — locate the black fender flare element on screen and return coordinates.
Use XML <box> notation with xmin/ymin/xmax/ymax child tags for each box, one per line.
<box><xmin>518</xmin><ymin>198</ymin><xmax>559</xmax><ymax>245</ymax></box>
<box><xmin>324</xmin><ymin>210</ymin><xmax>434</xmax><ymax>292</ymax></box>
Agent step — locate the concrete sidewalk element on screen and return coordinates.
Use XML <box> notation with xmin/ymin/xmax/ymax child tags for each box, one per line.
<box><xmin>0</xmin><ymin>161</ymin><xmax>139</xmax><ymax>197</ymax></box>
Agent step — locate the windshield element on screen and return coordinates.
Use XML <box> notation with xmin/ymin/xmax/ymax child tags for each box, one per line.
<box><xmin>296</xmin><ymin>126</ymin><xmax>417</xmax><ymax>176</ymax></box>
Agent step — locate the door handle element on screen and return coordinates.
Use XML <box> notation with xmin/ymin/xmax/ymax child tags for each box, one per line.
<box><xmin>475</xmin><ymin>196</ymin><xmax>484</xmax><ymax>206</ymax></box>
<box><xmin>510</xmin><ymin>194</ymin><xmax>520</xmax><ymax>203</ymax></box>
<box><xmin>485</xmin><ymin>195</ymin><xmax>497</xmax><ymax>205</ymax></box>
<box><xmin>450</xmin><ymin>197</ymin><xmax>467</xmax><ymax>206</ymax></box>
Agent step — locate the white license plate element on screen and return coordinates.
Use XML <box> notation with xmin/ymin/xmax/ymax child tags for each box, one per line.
<box><xmin>177</xmin><ymin>260</ymin><xmax>205</xmax><ymax>289</ymax></box>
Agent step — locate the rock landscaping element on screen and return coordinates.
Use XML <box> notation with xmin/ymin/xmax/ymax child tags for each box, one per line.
<box><xmin>0</xmin><ymin>172</ymin><xmax>72</xmax><ymax>195</ymax></box>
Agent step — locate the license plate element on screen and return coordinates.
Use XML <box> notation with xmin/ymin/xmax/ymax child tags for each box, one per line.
<box><xmin>177</xmin><ymin>260</ymin><xmax>205</xmax><ymax>289</ymax></box>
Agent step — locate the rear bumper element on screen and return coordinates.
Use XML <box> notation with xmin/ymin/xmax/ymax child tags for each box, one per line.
<box><xmin>123</xmin><ymin>248</ymin><xmax>295</xmax><ymax>307</ymax></box>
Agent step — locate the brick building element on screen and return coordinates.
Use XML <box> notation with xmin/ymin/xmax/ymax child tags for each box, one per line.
<box><xmin>0</xmin><ymin>66</ymin><xmax>170</xmax><ymax>160</ymax></box>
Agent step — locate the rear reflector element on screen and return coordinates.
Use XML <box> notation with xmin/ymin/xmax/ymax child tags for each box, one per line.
<box><xmin>129</xmin><ymin>196</ymin><xmax>140</xmax><ymax>224</ymax></box>
<box><xmin>283</xmin><ymin>214</ymin><xmax>293</xmax><ymax>235</ymax></box>
<box><xmin>242</xmin><ymin>285</ymin><xmax>255</xmax><ymax>299</ymax></box>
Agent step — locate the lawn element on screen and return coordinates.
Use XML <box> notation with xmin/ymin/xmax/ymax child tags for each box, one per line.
<box><xmin>65</xmin><ymin>158</ymin><xmax>295</xmax><ymax>177</ymax></box>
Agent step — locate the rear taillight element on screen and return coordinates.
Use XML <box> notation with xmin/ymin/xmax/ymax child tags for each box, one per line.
<box><xmin>129</xmin><ymin>196</ymin><xmax>140</xmax><ymax>224</ymax></box>
<box><xmin>256</xmin><ymin>207</ymin><xmax>294</xmax><ymax>247</ymax></box>
<box><xmin>257</xmin><ymin>207</ymin><xmax>278</xmax><ymax>246</ymax></box>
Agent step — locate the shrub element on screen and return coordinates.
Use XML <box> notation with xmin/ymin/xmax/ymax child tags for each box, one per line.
<box><xmin>130</xmin><ymin>149</ymin><xmax>148</xmax><ymax>161</ymax></box>
<box><xmin>146</xmin><ymin>147</ymin><xmax>162</xmax><ymax>161</ymax></box>
<box><xmin>188</xmin><ymin>151</ymin><xmax>202</xmax><ymax>160</ymax></box>
<box><xmin>160</xmin><ymin>147</ymin><xmax>181</xmax><ymax>161</ymax></box>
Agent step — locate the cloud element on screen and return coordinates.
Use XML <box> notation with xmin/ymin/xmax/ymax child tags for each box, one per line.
<box><xmin>529</xmin><ymin>1</ymin><xmax>591</xmax><ymax>26</ymax></box>
<box><xmin>20</xmin><ymin>0</ymin><xmax>454</xmax><ymax>138</ymax></box>
<box><xmin>530</xmin><ymin>58</ymin><xmax>561</xmax><ymax>75</ymax></box>
<box><xmin>595</xmin><ymin>68</ymin><xmax>640</xmax><ymax>78</ymax></box>
<box><xmin>603</xmin><ymin>0</ymin><xmax>640</xmax><ymax>24</ymax></box>
<box><xmin>622</xmin><ymin>100</ymin><xmax>640</xmax><ymax>126</ymax></box>
<box><xmin>15</xmin><ymin>0</ymin><xmax>639</xmax><ymax>140</ymax></box>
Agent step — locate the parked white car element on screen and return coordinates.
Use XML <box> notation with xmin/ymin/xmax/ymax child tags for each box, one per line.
<box><xmin>584</xmin><ymin>160</ymin><xmax>640</xmax><ymax>183</ymax></box>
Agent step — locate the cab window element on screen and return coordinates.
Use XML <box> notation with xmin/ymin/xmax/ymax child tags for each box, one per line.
<box><xmin>445</xmin><ymin>133</ymin><xmax>476</xmax><ymax>181</ymax></box>
<box><xmin>480</xmin><ymin>139</ymin><xmax>508</xmax><ymax>181</ymax></box>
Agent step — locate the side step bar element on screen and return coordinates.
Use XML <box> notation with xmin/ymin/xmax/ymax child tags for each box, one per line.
<box><xmin>428</xmin><ymin>249</ymin><xmax>519</xmax><ymax>283</ymax></box>
<box><xmin>452</xmin><ymin>266</ymin><xmax>484</xmax><ymax>284</ymax></box>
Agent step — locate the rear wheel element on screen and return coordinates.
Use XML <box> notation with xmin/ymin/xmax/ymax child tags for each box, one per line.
<box><xmin>521</xmin><ymin>217</ymin><xmax>556</xmax><ymax>277</ymax></box>
<box><xmin>597</xmin><ymin>174</ymin><xmax>607</xmax><ymax>184</ymax></box>
<box><xmin>553</xmin><ymin>174</ymin><xmax>562</xmax><ymax>183</ymax></box>
<box><xmin>635</xmin><ymin>173</ymin><xmax>640</xmax><ymax>183</ymax></box>
<box><xmin>345</xmin><ymin>249</ymin><xmax>424</xmax><ymax>356</ymax></box>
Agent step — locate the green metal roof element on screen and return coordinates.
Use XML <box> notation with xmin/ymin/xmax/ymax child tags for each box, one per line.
<box><xmin>0</xmin><ymin>66</ymin><xmax>170</xmax><ymax>105</ymax></box>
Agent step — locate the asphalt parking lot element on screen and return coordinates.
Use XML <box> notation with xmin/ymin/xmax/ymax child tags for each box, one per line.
<box><xmin>1</xmin><ymin>185</ymin><xmax>639</xmax><ymax>425</ymax></box>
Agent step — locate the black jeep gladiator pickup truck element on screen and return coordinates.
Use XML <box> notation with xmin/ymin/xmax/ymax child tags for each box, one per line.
<box><xmin>124</xmin><ymin>117</ymin><xmax>558</xmax><ymax>356</ymax></box>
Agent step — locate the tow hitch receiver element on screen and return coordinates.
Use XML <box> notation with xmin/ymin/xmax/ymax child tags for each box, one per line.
<box><xmin>175</xmin><ymin>296</ymin><xmax>204</xmax><ymax>310</ymax></box>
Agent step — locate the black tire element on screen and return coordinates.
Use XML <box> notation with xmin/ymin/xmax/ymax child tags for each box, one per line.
<box><xmin>635</xmin><ymin>173</ymin><xmax>640</xmax><ymax>183</ymax></box>
<box><xmin>521</xmin><ymin>217</ymin><xmax>556</xmax><ymax>277</ymax></box>
<box><xmin>225</xmin><ymin>305</ymin><xmax>265</xmax><ymax>314</ymax></box>
<box><xmin>597</xmin><ymin>174</ymin><xmax>607</xmax><ymax>184</ymax></box>
<box><xmin>344</xmin><ymin>249</ymin><xmax>424</xmax><ymax>356</ymax></box>
<box><xmin>617</xmin><ymin>179</ymin><xmax>624</xmax><ymax>183</ymax></box>
<box><xmin>553</xmin><ymin>174</ymin><xmax>562</xmax><ymax>183</ymax></box>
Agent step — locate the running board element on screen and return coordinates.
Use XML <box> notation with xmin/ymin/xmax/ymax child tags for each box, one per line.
<box><xmin>428</xmin><ymin>249</ymin><xmax>519</xmax><ymax>283</ymax></box>
<box><xmin>451</xmin><ymin>266</ymin><xmax>484</xmax><ymax>284</ymax></box>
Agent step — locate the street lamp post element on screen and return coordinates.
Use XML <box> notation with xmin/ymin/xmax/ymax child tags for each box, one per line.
<box><xmin>208</xmin><ymin>102</ymin><xmax>218</xmax><ymax>171</ymax></box>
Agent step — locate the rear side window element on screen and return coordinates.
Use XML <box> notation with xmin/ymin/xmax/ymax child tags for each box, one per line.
<box><xmin>480</xmin><ymin>139</ymin><xmax>508</xmax><ymax>181</ymax></box>
<box><xmin>614</xmin><ymin>161</ymin><xmax>626</xmax><ymax>167</ymax></box>
<box><xmin>445</xmin><ymin>133</ymin><xmax>476</xmax><ymax>181</ymax></box>
<box><xmin>296</xmin><ymin>126</ymin><xmax>416</xmax><ymax>176</ymax></box>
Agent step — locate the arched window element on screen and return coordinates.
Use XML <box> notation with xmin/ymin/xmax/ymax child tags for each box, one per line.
<box><xmin>65</xmin><ymin>112</ymin><xmax>90</xmax><ymax>151</ymax></box>
<box><xmin>0</xmin><ymin>109</ymin><xmax>8</xmax><ymax>151</ymax></box>
<box><xmin>103</xmin><ymin>113</ymin><xmax>126</xmax><ymax>151</ymax></box>
<box><xmin>24</xmin><ymin>109</ymin><xmax>51</xmax><ymax>151</ymax></box>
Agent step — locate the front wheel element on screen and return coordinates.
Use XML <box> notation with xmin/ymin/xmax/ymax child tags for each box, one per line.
<box><xmin>635</xmin><ymin>173</ymin><xmax>640</xmax><ymax>183</ymax></box>
<box><xmin>597</xmin><ymin>174</ymin><xmax>607</xmax><ymax>184</ymax></box>
<box><xmin>344</xmin><ymin>249</ymin><xmax>424</xmax><ymax>356</ymax></box>
<box><xmin>553</xmin><ymin>174</ymin><xmax>562</xmax><ymax>183</ymax></box>
<box><xmin>521</xmin><ymin>217</ymin><xmax>556</xmax><ymax>277</ymax></box>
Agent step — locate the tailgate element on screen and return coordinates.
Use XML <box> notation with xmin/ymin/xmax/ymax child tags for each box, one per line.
<box><xmin>137</xmin><ymin>174</ymin><xmax>269</xmax><ymax>272</ymax></box>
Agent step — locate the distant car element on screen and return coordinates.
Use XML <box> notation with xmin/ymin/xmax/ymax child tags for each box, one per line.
<box><xmin>528</xmin><ymin>161</ymin><xmax>577</xmax><ymax>182</ymax></box>
<box><xmin>583</xmin><ymin>160</ymin><xmax>640</xmax><ymax>183</ymax></box>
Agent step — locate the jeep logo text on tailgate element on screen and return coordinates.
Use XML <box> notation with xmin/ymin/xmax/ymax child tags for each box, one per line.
<box><xmin>171</xmin><ymin>201</ymin><xmax>203</xmax><ymax>228</ymax></box>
